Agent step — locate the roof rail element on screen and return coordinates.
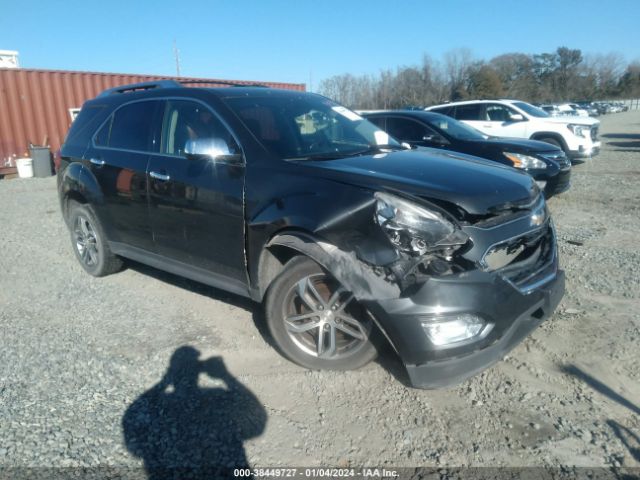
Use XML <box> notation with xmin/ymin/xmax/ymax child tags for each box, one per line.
<box><xmin>98</xmin><ymin>80</ymin><xmax>182</xmax><ymax>97</ymax></box>
<box><xmin>178</xmin><ymin>79</ymin><xmax>267</xmax><ymax>88</ymax></box>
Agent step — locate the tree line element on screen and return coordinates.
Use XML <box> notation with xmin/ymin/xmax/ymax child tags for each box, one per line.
<box><xmin>318</xmin><ymin>47</ymin><xmax>640</xmax><ymax>110</ymax></box>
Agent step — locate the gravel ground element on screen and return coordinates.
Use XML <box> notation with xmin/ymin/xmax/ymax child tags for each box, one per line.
<box><xmin>0</xmin><ymin>111</ymin><xmax>639</xmax><ymax>475</ymax></box>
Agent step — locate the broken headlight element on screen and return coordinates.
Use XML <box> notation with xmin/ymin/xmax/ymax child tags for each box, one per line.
<box><xmin>374</xmin><ymin>192</ymin><xmax>467</xmax><ymax>255</ymax></box>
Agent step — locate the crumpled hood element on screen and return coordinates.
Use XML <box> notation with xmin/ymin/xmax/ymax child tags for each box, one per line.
<box><xmin>302</xmin><ymin>149</ymin><xmax>539</xmax><ymax>215</ymax></box>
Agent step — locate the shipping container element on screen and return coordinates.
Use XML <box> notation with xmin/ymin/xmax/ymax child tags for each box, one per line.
<box><xmin>0</xmin><ymin>68</ymin><xmax>305</xmax><ymax>176</ymax></box>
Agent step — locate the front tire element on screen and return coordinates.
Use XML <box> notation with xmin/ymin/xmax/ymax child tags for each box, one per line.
<box><xmin>265</xmin><ymin>256</ymin><xmax>378</xmax><ymax>370</ymax></box>
<box><xmin>68</xmin><ymin>202</ymin><xmax>123</xmax><ymax>277</ymax></box>
<box><xmin>538</xmin><ymin>136</ymin><xmax>563</xmax><ymax>151</ymax></box>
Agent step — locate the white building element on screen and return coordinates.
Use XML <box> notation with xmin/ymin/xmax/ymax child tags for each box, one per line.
<box><xmin>0</xmin><ymin>50</ymin><xmax>20</xmax><ymax>69</ymax></box>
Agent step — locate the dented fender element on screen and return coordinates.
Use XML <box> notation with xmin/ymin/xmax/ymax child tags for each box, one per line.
<box><xmin>267</xmin><ymin>232</ymin><xmax>401</xmax><ymax>301</ymax></box>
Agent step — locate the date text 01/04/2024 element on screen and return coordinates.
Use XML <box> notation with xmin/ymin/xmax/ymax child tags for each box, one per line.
<box><xmin>233</xmin><ymin>468</ymin><xmax>399</xmax><ymax>478</ymax></box>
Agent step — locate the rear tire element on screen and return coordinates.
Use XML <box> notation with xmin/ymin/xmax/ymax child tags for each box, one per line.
<box><xmin>68</xmin><ymin>201</ymin><xmax>123</xmax><ymax>277</ymax></box>
<box><xmin>265</xmin><ymin>256</ymin><xmax>378</xmax><ymax>370</ymax></box>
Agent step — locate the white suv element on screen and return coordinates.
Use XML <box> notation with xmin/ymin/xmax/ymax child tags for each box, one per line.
<box><xmin>426</xmin><ymin>99</ymin><xmax>601</xmax><ymax>160</ymax></box>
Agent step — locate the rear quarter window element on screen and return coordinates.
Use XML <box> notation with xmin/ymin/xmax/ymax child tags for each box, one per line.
<box><xmin>63</xmin><ymin>104</ymin><xmax>108</xmax><ymax>149</ymax></box>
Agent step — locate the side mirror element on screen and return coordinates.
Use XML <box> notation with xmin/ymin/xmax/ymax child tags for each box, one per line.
<box><xmin>509</xmin><ymin>113</ymin><xmax>525</xmax><ymax>122</ymax></box>
<box><xmin>184</xmin><ymin>138</ymin><xmax>243</xmax><ymax>164</ymax></box>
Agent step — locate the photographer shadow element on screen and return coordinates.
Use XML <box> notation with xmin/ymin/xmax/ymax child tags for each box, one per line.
<box><xmin>122</xmin><ymin>346</ymin><xmax>267</xmax><ymax>479</ymax></box>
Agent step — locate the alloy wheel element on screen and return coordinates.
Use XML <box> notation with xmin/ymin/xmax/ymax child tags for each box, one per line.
<box><xmin>282</xmin><ymin>273</ymin><xmax>371</xmax><ymax>359</ymax></box>
<box><xmin>74</xmin><ymin>215</ymin><xmax>99</xmax><ymax>266</ymax></box>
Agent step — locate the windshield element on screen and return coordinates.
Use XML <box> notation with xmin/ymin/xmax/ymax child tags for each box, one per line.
<box><xmin>223</xmin><ymin>93</ymin><xmax>401</xmax><ymax>160</ymax></box>
<box><xmin>512</xmin><ymin>101</ymin><xmax>550</xmax><ymax>118</ymax></box>
<box><xmin>426</xmin><ymin>115</ymin><xmax>488</xmax><ymax>141</ymax></box>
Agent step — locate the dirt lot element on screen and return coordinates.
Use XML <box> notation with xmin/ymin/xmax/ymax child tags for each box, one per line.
<box><xmin>1</xmin><ymin>111</ymin><xmax>639</xmax><ymax>475</ymax></box>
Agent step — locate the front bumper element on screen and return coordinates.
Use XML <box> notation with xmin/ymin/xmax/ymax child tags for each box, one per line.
<box><xmin>543</xmin><ymin>167</ymin><xmax>571</xmax><ymax>197</ymax></box>
<box><xmin>569</xmin><ymin>141</ymin><xmax>601</xmax><ymax>159</ymax></box>
<box><xmin>367</xmin><ymin>269</ymin><xmax>564</xmax><ymax>389</ymax></box>
<box><xmin>365</xmin><ymin>213</ymin><xmax>565</xmax><ymax>389</ymax></box>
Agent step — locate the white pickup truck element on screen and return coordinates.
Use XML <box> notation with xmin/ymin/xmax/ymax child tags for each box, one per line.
<box><xmin>426</xmin><ymin>99</ymin><xmax>601</xmax><ymax>160</ymax></box>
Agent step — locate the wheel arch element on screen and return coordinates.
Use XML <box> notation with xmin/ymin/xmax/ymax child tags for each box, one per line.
<box><xmin>529</xmin><ymin>132</ymin><xmax>569</xmax><ymax>153</ymax></box>
<box><xmin>255</xmin><ymin>230</ymin><xmax>401</xmax><ymax>302</ymax></box>
<box><xmin>59</xmin><ymin>162</ymin><xmax>104</xmax><ymax>226</ymax></box>
<box><xmin>258</xmin><ymin>230</ymin><xmax>402</xmax><ymax>358</ymax></box>
<box><xmin>255</xmin><ymin>229</ymin><xmax>328</xmax><ymax>301</ymax></box>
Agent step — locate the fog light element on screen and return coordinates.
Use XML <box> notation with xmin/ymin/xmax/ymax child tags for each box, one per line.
<box><xmin>421</xmin><ymin>314</ymin><xmax>492</xmax><ymax>347</ymax></box>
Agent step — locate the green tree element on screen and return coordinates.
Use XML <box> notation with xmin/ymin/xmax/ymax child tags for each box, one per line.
<box><xmin>467</xmin><ymin>64</ymin><xmax>504</xmax><ymax>99</ymax></box>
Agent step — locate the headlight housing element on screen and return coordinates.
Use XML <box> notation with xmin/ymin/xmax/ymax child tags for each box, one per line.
<box><xmin>503</xmin><ymin>152</ymin><xmax>547</xmax><ymax>170</ymax></box>
<box><xmin>421</xmin><ymin>314</ymin><xmax>493</xmax><ymax>347</ymax></box>
<box><xmin>374</xmin><ymin>192</ymin><xmax>467</xmax><ymax>255</ymax></box>
<box><xmin>567</xmin><ymin>124</ymin><xmax>589</xmax><ymax>138</ymax></box>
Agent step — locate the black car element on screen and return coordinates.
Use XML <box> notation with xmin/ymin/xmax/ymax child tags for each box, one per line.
<box><xmin>362</xmin><ymin>110</ymin><xmax>571</xmax><ymax>197</ymax></box>
<box><xmin>58</xmin><ymin>82</ymin><xmax>564</xmax><ymax>388</ymax></box>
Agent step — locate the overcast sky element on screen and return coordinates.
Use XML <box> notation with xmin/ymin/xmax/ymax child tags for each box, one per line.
<box><xmin>2</xmin><ymin>0</ymin><xmax>639</xmax><ymax>89</ymax></box>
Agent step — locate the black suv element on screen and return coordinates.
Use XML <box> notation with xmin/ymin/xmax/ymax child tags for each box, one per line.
<box><xmin>58</xmin><ymin>81</ymin><xmax>564</xmax><ymax>388</ymax></box>
<box><xmin>362</xmin><ymin>110</ymin><xmax>571</xmax><ymax>197</ymax></box>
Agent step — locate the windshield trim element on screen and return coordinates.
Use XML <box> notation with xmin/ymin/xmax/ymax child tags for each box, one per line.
<box><xmin>512</xmin><ymin>101</ymin><xmax>550</xmax><ymax>118</ymax></box>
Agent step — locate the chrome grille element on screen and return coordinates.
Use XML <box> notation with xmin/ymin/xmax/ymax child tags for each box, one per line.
<box><xmin>481</xmin><ymin>222</ymin><xmax>557</xmax><ymax>294</ymax></box>
<box><xmin>540</xmin><ymin>151</ymin><xmax>571</xmax><ymax>170</ymax></box>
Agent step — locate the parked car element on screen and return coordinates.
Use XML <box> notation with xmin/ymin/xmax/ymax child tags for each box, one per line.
<box><xmin>565</xmin><ymin>104</ymin><xmax>589</xmax><ymax>117</ymax></box>
<box><xmin>593</xmin><ymin>102</ymin><xmax>612</xmax><ymax>115</ymax></box>
<box><xmin>361</xmin><ymin>110</ymin><xmax>571</xmax><ymax>197</ymax></box>
<box><xmin>575</xmin><ymin>102</ymin><xmax>600</xmax><ymax>117</ymax></box>
<box><xmin>539</xmin><ymin>105</ymin><xmax>562</xmax><ymax>117</ymax></box>
<box><xmin>58</xmin><ymin>81</ymin><xmax>564</xmax><ymax>389</ymax></box>
<box><xmin>426</xmin><ymin>99</ymin><xmax>601</xmax><ymax>161</ymax></box>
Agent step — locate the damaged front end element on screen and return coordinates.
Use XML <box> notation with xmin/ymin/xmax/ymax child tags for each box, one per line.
<box><xmin>273</xmin><ymin>189</ymin><xmax>563</xmax><ymax>388</ymax></box>
<box><xmin>264</xmin><ymin>186</ymin><xmax>564</xmax><ymax>388</ymax></box>
<box><xmin>367</xmin><ymin>191</ymin><xmax>470</xmax><ymax>291</ymax></box>
<box><xmin>300</xmin><ymin>191</ymin><xmax>474</xmax><ymax>298</ymax></box>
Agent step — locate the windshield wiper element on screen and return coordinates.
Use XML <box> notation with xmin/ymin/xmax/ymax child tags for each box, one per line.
<box><xmin>366</xmin><ymin>143</ymin><xmax>406</xmax><ymax>152</ymax></box>
<box><xmin>286</xmin><ymin>152</ymin><xmax>354</xmax><ymax>161</ymax></box>
<box><xmin>285</xmin><ymin>144</ymin><xmax>406</xmax><ymax>162</ymax></box>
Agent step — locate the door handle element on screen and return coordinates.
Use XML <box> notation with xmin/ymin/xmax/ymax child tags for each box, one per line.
<box><xmin>90</xmin><ymin>158</ymin><xmax>105</xmax><ymax>166</ymax></box>
<box><xmin>150</xmin><ymin>171</ymin><xmax>171</xmax><ymax>181</ymax></box>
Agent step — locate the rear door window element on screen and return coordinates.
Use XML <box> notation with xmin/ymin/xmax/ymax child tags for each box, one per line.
<box><xmin>430</xmin><ymin>106</ymin><xmax>454</xmax><ymax>116</ymax></box>
<box><xmin>366</xmin><ymin>117</ymin><xmax>386</xmax><ymax>130</ymax></box>
<box><xmin>106</xmin><ymin>100</ymin><xmax>161</xmax><ymax>152</ymax></box>
<box><xmin>385</xmin><ymin>117</ymin><xmax>432</xmax><ymax>142</ymax></box>
<box><xmin>453</xmin><ymin>104</ymin><xmax>483</xmax><ymax>121</ymax></box>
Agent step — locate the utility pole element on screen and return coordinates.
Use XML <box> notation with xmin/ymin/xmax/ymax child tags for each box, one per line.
<box><xmin>173</xmin><ymin>40</ymin><xmax>181</xmax><ymax>77</ymax></box>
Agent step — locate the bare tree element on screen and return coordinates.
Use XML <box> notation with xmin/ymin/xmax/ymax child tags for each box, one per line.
<box><xmin>444</xmin><ymin>48</ymin><xmax>474</xmax><ymax>100</ymax></box>
<box><xmin>319</xmin><ymin>46</ymin><xmax>636</xmax><ymax>110</ymax></box>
